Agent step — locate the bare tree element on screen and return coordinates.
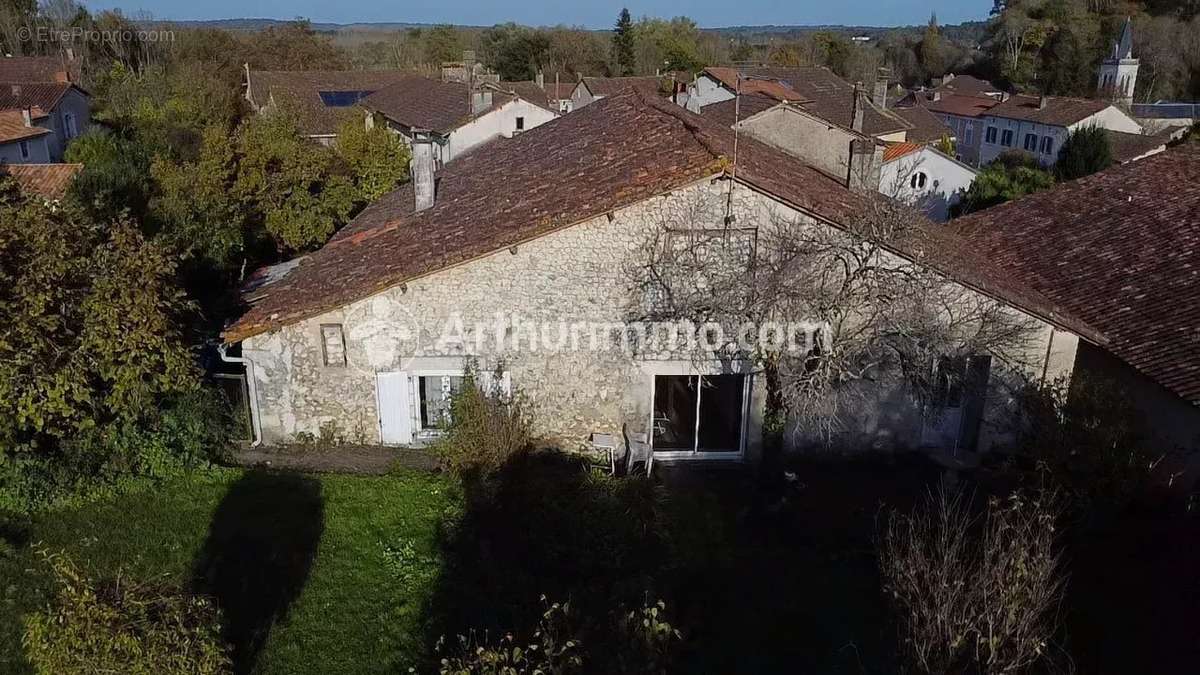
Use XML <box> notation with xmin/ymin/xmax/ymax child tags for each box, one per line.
<box><xmin>625</xmin><ymin>182</ymin><xmax>1041</xmax><ymax>447</ymax></box>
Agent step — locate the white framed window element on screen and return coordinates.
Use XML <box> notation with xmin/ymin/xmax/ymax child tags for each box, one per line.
<box><xmin>964</xmin><ymin>122</ymin><xmax>973</xmax><ymax>145</ymax></box>
<box><xmin>320</xmin><ymin>324</ymin><xmax>346</xmax><ymax>367</ymax></box>
<box><xmin>985</xmin><ymin>126</ymin><xmax>997</xmax><ymax>144</ymax></box>
<box><xmin>1000</xmin><ymin>129</ymin><xmax>1014</xmax><ymax>147</ymax></box>
<box><xmin>515</xmin><ymin>116</ymin><xmax>525</xmax><ymax>131</ymax></box>
<box><xmin>18</xmin><ymin>140</ymin><xmax>29</xmax><ymax>159</ymax></box>
<box><xmin>1039</xmin><ymin>136</ymin><xmax>1054</xmax><ymax>155</ymax></box>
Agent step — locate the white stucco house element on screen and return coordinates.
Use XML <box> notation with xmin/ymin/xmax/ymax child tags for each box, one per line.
<box><xmin>976</xmin><ymin>94</ymin><xmax>1143</xmax><ymax>167</ymax></box>
<box><xmin>880</xmin><ymin>142</ymin><xmax>978</xmax><ymax>222</ymax></box>
<box><xmin>223</xmin><ymin>90</ymin><xmax>1103</xmax><ymax>466</ymax></box>
<box><xmin>361</xmin><ymin>77</ymin><xmax>557</xmax><ymax>166</ymax></box>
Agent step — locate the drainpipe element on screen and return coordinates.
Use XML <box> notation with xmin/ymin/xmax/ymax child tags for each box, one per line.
<box><xmin>218</xmin><ymin>343</ymin><xmax>262</xmax><ymax>447</ymax></box>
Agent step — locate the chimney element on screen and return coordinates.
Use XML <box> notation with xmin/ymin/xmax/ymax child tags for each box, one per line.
<box><xmin>54</xmin><ymin>70</ymin><xmax>69</xmax><ymax>84</ymax></box>
<box><xmin>536</xmin><ymin>70</ymin><xmax>544</xmax><ymax>89</ymax></box>
<box><xmin>931</xmin><ymin>90</ymin><xmax>941</xmax><ymax>102</ymax></box>
<box><xmin>10</xmin><ymin>84</ymin><xmax>20</xmax><ymax>97</ymax></box>
<box><xmin>1038</xmin><ymin>94</ymin><xmax>1048</xmax><ymax>110</ymax></box>
<box><xmin>21</xmin><ymin>108</ymin><xmax>31</xmax><ymax>126</ymax></box>
<box><xmin>873</xmin><ymin>68</ymin><xmax>889</xmax><ymax>109</ymax></box>
<box><xmin>410</xmin><ymin>132</ymin><xmax>436</xmax><ymax>212</ymax></box>
<box><xmin>471</xmin><ymin>89</ymin><xmax>493</xmax><ymax>115</ymax></box>
<box><xmin>851</xmin><ymin>83</ymin><xmax>865</xmax><ymax>133</ymax></box>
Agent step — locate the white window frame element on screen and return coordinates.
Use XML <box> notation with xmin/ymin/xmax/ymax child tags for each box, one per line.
<box><xmin>408</xmin><ymin>368</ymin><xmax>511</xmax><ymax>440</ymax></box>
<box><xmin>18</xmin><ymin>140</ymin><xmax>29</xmax><ymax>159</ymax></box>
<box><xmin>647</xmin><ymin>371</ymin><xmax>750</xmax><ymax>462</ymax></box>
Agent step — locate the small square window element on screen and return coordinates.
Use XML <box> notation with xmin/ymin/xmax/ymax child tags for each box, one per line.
<box><xmin>320</xmin><ymin>324</ymin><xmax>346</xmax><ymax>367</ymax></box>
<box><xmin>515</xmin><ymin>116</ymin><xmax>525</xmax><ymax>131</ymax></box>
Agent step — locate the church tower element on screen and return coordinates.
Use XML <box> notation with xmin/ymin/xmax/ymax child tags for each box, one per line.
<box><xmin>1098</xmin><ymin>18</ymin><xmax>1138</xmax><ymax>106</ymax></box>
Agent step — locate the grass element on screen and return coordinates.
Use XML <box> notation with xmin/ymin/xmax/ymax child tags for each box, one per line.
<box><xmin>0</xmin><ymin>467</ymin><xmax>459</xmax><ymax>675</ymax></box>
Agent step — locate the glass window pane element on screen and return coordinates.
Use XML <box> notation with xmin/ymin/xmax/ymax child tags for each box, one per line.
<box><xmin>653</xmin><ymin>375</ymin><xmax>697</xmax><ymax>451</ymax></box>
<box><xmin>698</xmin><ymin>375</ymin><xmax>745</xmax><ymax>452</ymax></box>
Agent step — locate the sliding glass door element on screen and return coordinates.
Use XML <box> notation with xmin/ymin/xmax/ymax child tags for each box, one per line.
<box><xmin>651</xmin><ymin>374</ymin><xmax>747</xmax><ymax>458</ymax></box>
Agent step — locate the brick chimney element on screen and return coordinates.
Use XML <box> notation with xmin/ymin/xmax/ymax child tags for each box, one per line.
<box><xmin>410</xmin><ymin>132</ymin><xmax>437</xmax><ymax>212</ymax></box>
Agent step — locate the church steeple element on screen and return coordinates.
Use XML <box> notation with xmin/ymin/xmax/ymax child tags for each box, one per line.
<box><xmin>1098</xmin><ymin>17</ymin><xmax>1138</xmax><ymax>106</ymax></box>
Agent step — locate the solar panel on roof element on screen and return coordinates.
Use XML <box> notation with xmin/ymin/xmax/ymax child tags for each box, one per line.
<box><xmin>318</xmin><ymin>90</ymin><xmax>375</xmax><ymax>107</ymax></box>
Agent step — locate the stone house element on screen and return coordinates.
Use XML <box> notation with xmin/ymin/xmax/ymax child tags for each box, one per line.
<box><xmin>223</xmin><ymin>90</ymin><xmax>1098</xmax><ymax>464</ymax></box>
<box><xmin>879</xmin><ymin>142</ymin><xmax>978</xmax><ymax>222</ymax></box>
<box><xmin>360</xmin><ymin>76</ymin><xmax>557</xmax><ymax>166</ymax></box>
<box><xmin>952</xmin><ymin>145</ymin><xmax>1200</xmax><ymax>483</ymax></box>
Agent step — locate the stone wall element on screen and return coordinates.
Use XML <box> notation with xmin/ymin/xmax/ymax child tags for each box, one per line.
<box><xmin>241</xmin><ymin>179</ymin><xmax>1080</xmax><ymax>457</ymax></box>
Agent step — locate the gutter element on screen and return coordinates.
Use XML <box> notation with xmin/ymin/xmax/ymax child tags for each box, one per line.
<box><xmin>217</xmin><ymin>344</ymin><xmax>262</xmax><ymax>447</ymax></box>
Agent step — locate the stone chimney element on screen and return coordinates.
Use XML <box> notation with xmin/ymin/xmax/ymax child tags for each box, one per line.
<box><xmin>873</xmin><ymin>68</ymin><xmax>889</xmax><ymax>109</ymax></box>
<box><xmin>21</xmin><ymin>108</ymin><xmax>31</xmax><ymax>126</ymax></box>
<box><xmin>848</xmin><ymin>138</ymin><xmax>883</xmax><ymax>193</ymax></box>
<box><xmin>1038</xmin><ymin>94</ymin><xmax>1048</xmax><ymax>110</ymax></box>
<box><xmin>536</xmin><ymin>70</ymin><xmax>544</xmax><ymax>89</ymax></box>
<box><xmin>851</xmin><ymin>83</ymin><xmax>865</xmax><ymax>133</ymax></box>
<box><xmin>410</xmin><ymin>132</ymin><xmax>436</xmax><ymax>212</ymax></box>
<box><xmin>10</xmin><ymin>84</ymin><xmax>20</xmax><ymax>97</ymax></box>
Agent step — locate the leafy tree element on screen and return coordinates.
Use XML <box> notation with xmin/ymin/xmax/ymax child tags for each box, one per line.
<box><xmin>918</xmin><ymin>13</ymin><xmax>949</xmax><ymax>78</ymax></box>
<box><xmin>422</xmin><ymin>24</ymin><xmax>465</xmax><ymax>64</ymax></box>
<box><xmin>480</xmin><ymin>22</ymin><xmax>552</xmax><ymax>80</ymax></box>
<box><xmin>0</xmin><ymin>188</ymin><xmax>195</xmax><ymax>451</ymax></box>
<box><xmin>335</xmin><ymin>119</ymin><xmax>411</xmax><ymax>202</ymax></box>
<box><xmin>65</xmin><ymin>129</ymin><xmax>154</xmax><ymax>223</ymax></box>
<box><xmin>612</xmin><ymin>8</ymin><xmax>636</xmax><ymax>75</ymax></box>
<box><xmin>1055</xmin><ymin>125</ymin><xmax>1113</xmax><ymax>181</ymax></box>
<box><xmin>953</xmin><ymin>152</ymin><xmax>1055</xmax><ymax>215</ymax></box>
<box><xmin>632</xmin><ymin>16</ymin><xmax>705</xmax><ymax>74</ymax></box>
<box><xmin>234</xmin><ymin>113</ymin><xmax>358</xmax><ymax>253</ymax></box>
<box><xmin>239</xmin><ymin>20</ymin><xmax>348</xmax><ymax>70</ymax></box>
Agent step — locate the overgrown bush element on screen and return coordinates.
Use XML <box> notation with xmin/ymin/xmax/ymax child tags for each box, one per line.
<box><xmin>434</xmin><ymin>365</ymin><xmax>532</xmax><ymax>477</ymax></box>
<box><xmin>23</xmin><ymin>550</ymin><xmax>232</xmax><ymax>675</ymax></box>
<box><xmin>879</xmin><ymin>487</ymin><xmax>1066</xmax><ymax>674</ymax></box>
<box><xmin>437</xmin><ymin>596</ymin><xmax>682</xmax><ymax>675</ymax></box>
<box><xmin>1014</xmin><ymin>375</ymin><xmax>1156</xmax><ymax>508</ymax></box>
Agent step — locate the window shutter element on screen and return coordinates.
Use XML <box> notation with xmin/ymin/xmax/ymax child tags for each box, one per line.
<box><xmin>376</xmin><ymin>372</ymin><xmax>413</xmax><ymax>444</ymax></box>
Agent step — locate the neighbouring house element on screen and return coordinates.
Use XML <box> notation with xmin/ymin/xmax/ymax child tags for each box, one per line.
<box><xmin>880</xmin><ymin>142</ymin><xmax>978</xmax><ymax>221</ymax></box>
<box><xmin>1132</xmin><ymin>102</ymin><xmax>1198</xmax><ymax>134</ymax></box>
<box><xmin>976</xmin><ymin>94</ymin><xmax>1143</xmax><ymax>167</ymax></box>
<box><xmin>0</xmin><ymin>108</ymin><xmax>52</xmax><ymax>164</ymax></box>
<box><xmin>244</xmin><ymin>68</ymin><xmax>415</xmax><ymax>144</ymax></box>
<box><xmin>1105</xmin><ymin>128</ymin><xmax>1177</xmax><ymax>164</ymax></box>
<box><xmin>502</xmin><ymin>71</ymin><xmax>576</xmax><ymax>113</ymax></box>
<box><xmin>1</xmin><ymin>162</ymin><xmax>82</xmax><ymax>200</ymax></box>
<box><xmin>895</xmin><ymin>90</ymin><xmax>1002</xmax><ymax>166</ymax></box>
<box><xmin>889</xmin><ymin>104</ymin><xmax>955</xmax><ymax>145</ymax></box>
<box><xmin>222</xmin><ymin>89</ymin><xmax>1096</xmax><ymax>463</ymax></box>
<box><xmin>360</xmin><ymin>75</ymin><xmax>557</xmax><ymax>166</ymax></box>
<box><xmin>569</xmin><ymin>75</ymin><xmax>673</xmax><ymax>109</ymax></box>
<box><xmin>953</xmin><ymin>144</ymin><xmax>1200</xmax><ymax>482</ymax></box>
<box><xmin>0</xmin><ymin>54</ymin><xmax>82</xmax><ymax>85</ymax></box>
<box><xmin>0</xmin><ymin>82</ymin><xmax>89</xmax><ymax>161</ymax></box>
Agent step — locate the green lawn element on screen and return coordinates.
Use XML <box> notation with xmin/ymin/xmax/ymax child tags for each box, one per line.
<box><xmin>0</xmin><ymin>468</ymin><xmax>459</xmax><ymax>674</ymax></box>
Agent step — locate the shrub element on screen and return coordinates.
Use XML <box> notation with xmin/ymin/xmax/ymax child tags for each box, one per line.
<box><xmin>1014</xmin><ymin>375</ymin><xmax>1155</xmax><ymax>508</ymax></box>
<box><xmin>879</xmin><ymin>487</ymin><xmax>1066</xmax><ymax>674</ymax></box>
<box><xmin>434</xmin><ymin>364</ymin><xmax>532</xmax><ymax>477</ymax></box>
<box><xmin>23</xmin><ymin>550</ymin><xmax>232</xmax><ymax>675</ymax></box>
<box><xmin>1055</xmin><ymin>125</ymin><xmax>1113</xmax><ymax>181</ymax></box>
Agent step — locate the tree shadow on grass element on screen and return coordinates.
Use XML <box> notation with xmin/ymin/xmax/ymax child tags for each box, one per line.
<box><xmin>419</xmin><ymin>450</ymin><xmax>939</xmax><ymax>673</ymax></box>
<box><xmin>191</xmin><ymin>470</ymin><xmax>324</xmax><ymax>674</ymax></box>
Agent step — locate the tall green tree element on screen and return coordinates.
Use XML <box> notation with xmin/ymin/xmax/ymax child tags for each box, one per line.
<box><xmin>612</xmin><ymin>8</ymin><xmax>636</xmax><ymax>76</ymax></box>
<box><xmin>1056</xmin><ymin>126</ymin><xmax>1113</xmax><ymax>181</ymax></box>
<box><xmin>953</xmin><ymin>152</ymin><xmax>1056</xmax><ymax>215</ymax></box>
<box><xmin>335</xmin><ymin>119</ymin><xmax>411</xmax><ymax>202</ymax></box>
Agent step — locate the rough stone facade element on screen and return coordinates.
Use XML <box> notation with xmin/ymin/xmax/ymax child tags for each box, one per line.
<box><xmin>242</xmin><ymin>180</ymin><xmax>1079</xmax><ymax>458</ymax></box>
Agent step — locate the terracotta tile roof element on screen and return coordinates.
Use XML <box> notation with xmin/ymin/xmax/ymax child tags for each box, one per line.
<box><xmin>2</xmin><ymin>163</ymin><xmax>82</xmax><ymax>198</ymax></box>
<box><xmin>246</xmin><ymin>70</ymin><xmax>416</xmax><ymax>136</ymax></box>
<box><xmin>0</xmin><ymin>55</ymin><xmax>79</xmax><ymax>83</ymax></box>
<box><xmin>224</xmin><ymin>89</ymin><xmax>1097</xmax><ymax>345</ymax></box>
<box><xmin>698</xmin><ymin>93</ymin><xmax>781</xmax><ymax>128</ymax></box>
<box><xmin>704</xmin><ymin>66</ymin><xmax>910</xmax><ymax>137</ymax></box>
<box><xmin>918</xmin><ymin>92</ymin><xmax>999</xmax><ymax>118</ymax></box>
<box><xmin>892</xmin><ymin>105</ymin><xmax>955</xmax><ymax>143</ymax></box>
<box><xmin>0</xmin><ymin>109</ymin><xmax>50</xmax><ymax>143</ymax></box>
<box><xmin>986</xmin><ymin>94</ymin><xmax>1113</xmax><ymax>127</ymax></box>
<box><xmin>494</xmin><ymin>80</ymin><xmax>565</xmax><ymax>112</ymax></box>
<box><xmin>952</xmin><ymin>144</ymin><xmax>1200</xmax><ymax>405</ymax></box>
<box><xmin>1104</xmin><ymin>129</ymin><xmax>1170</xmax><ymax>163</ymax></box>
<box><xmin>0</xmin><ymin>82</ymin><xmax>77</xmax><ymax>113</ymax></box>
<box><xmin>934</xmin><ymin>74</ymin><xmax>1004</xmax><ymax>97</ymax></box>
<box><xmin>361</xmin><ymin>76</ymin><xmax>517</xmax><ymax>134</ymax></box>
<box><xmin>579</xmin><ymin>76</ymin><xmax>666</xmax><ymax>98</ymax></box>
<box><xmin>883</xmin><ymin>142</ymin><xmax>923</xmax><ymax>163</ymax></box>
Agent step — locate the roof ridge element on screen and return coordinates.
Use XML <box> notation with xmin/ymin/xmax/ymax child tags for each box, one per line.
<box><xmin>634</xmin><ymin>88</ymin><xmax>728</xmax><ymax>165</ymax></box>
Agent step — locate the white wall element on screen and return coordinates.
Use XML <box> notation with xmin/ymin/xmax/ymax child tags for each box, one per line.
<box><xmin>1075</xmin><ymin>106</ymin><xmax>1142</xmax><ymax>134</ymax></box>
<box><xmin>0</xmin><ymin>135</ymin><xmax>51</xmax><ymax>164</ymax></box>
<box><xmin>687</xmin><ymin>74</ymin><xmax>735</xmax><ymax>108</ymax></box>
<box><xmin>880</xmin><ymin>147</ymin><xmax>977</xmax><ymax>222</ymax></box>
<box><xmin>446</xmin><ymin>98</ymin><xmax>557</xmax><ymax>161</ymax></box>
<box><xmin>979</xmin><ymin>106</ymin><xmax>1143</xmax><ymax>167</ymax></box>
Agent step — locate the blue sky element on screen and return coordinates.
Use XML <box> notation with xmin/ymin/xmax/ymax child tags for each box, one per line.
<box><xmin>83</xmin><ymin>1</ymin><xmax>992</xmax><ymax>29</ymax></box>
